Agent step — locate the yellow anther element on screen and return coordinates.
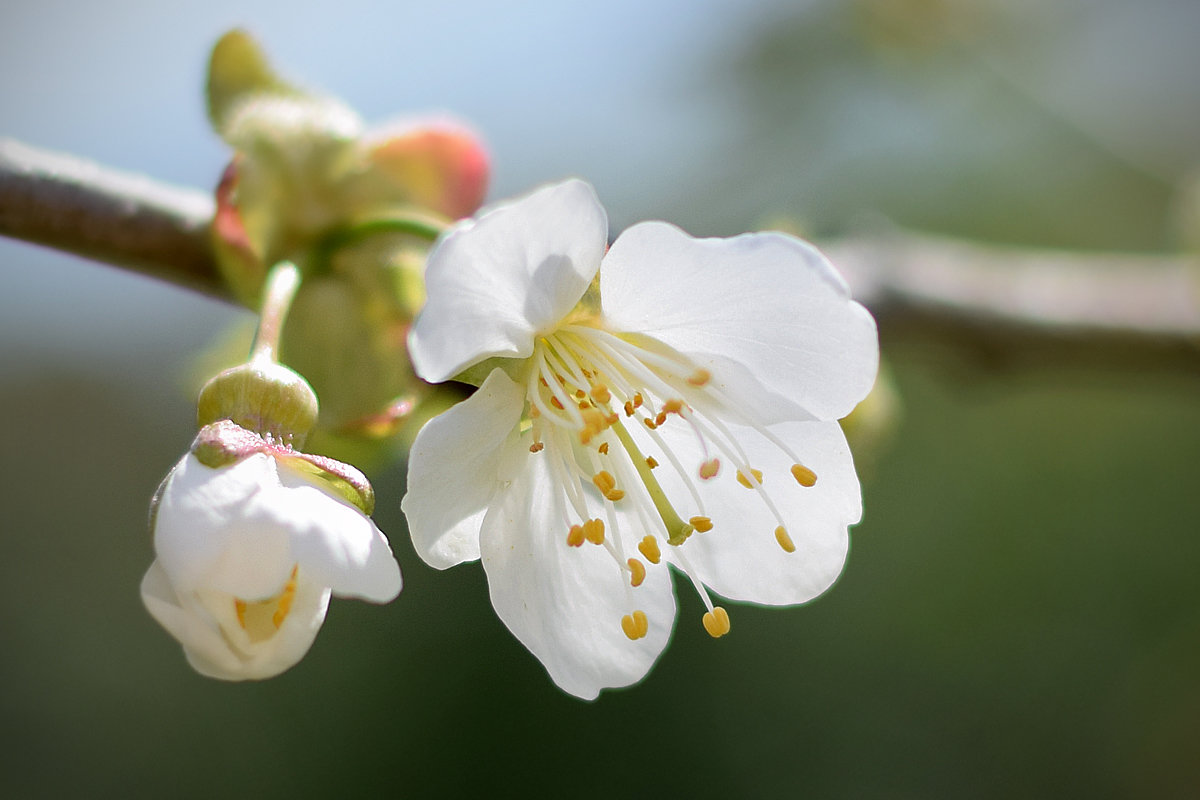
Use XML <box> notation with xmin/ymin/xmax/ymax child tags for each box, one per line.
<box><xmin>583</xmin><ymin>518</ymin><xmax>605</xmax><ymax>545</ymax></box>
<box><xmin>550</xmin><ymin>396</ymin><xmax>564</xmax><ymax>410</ymax></box>
<box><xmin>663</xmin><ymin>398</ymin><xmax>684</xmax><ymax>414</ymax></box>
<box><xmin>702</xmin><ymin>606</ymin><xmax>731</xmax><ymax>638</ymax></box>
<box><xmin>606</xmin><ymin>413</ymin><xmax>619</xmax><ymax>425</ymax></box>
<box><xmin>590</xmin><ymin>384</ymin><xmax>611</xmax><ymax>404</ymax></box>
<box><xmin>654</xmin><ymin>411</ymin><xmax>667</xmax><ymax>427</ymax></box>
<box><xmin>272</xmin><ymin>571</ymin><xmax>298</xmax><ymax>628</ymax></box>
<box><xmin>627</xmin><ymin>558</ymin><xmax>646</xmax><ymax>587</ymax></box>
<box><xmin>234</xmin><ymin>598</ymin><xmax>247</xmax><ymax>629</ymax></box>
<box><xmin>645</xmin><ymin>456</ymin><xmax>659</xmax><ymax>469</ymax></box>
<box><xmin>791</xmin><ymin>464</ymin><xmax>818</xmax><ymax>487</ymax></box>
<box><xmin>687</xmin><ymin>368</ymin><xmax>711</xmax><ymax>386</ymax></box>
<box><xmin>566</xmin><ymin>525</ymin><xmax>585</xmax><ymax>547</ymax></box>
<box><xmin>578</xmin><ymin>401</ymin><xmax>590</xmax><ymax>410</ymax></box>
<box><xmin>530</xmin><ymin>405</ymin><xmax>541</xmax><ymax>418</ymax></box>
<box><xmin>643</xmin><ymin>418</ymin><xmax>657</xmax><ymax>430</ymax></box>
<box><xmin>633</xmin><ymin>393</ymin><xmax>644</xmax><ymax>408</ymax></box>
<box><xmin>575</xmin><ymin>389</ymin><xmax>586</xmax><ymax>399</ymax></box>
<box><xmin>699</xmin><ymin>458</ymin><xmax>720</xmax><ymax>480</ymax></box>
<box><xmin>689</xmin><ymin>516</ymin><xmax>713</xmax><ymax>533</ymax></box>
<box><xmin>736</xmin><ymin>468</ymin><xmax>764</xmax><ymax>489</ymax></box>
<box><xmin>775</xmin><ymin>525</ymin><xmax>796</xmax><ymax>553</ymax></box>
<box><xmin>592</xmin><ymin>471</ymin><xmax>616</xmax><ymax>494</ymax></box>
<box><xmin>638</xmin><ymin>535</ymin><xmax>662</xmax><ymax>564</ymax></box>
<box><xmin>598</xmin><ymin>442</ymin><xmax>609</xmax><ymax>455</ymax></box>
<box><xmin>621</xmin><ymin>610</ymin><xmax>649</xmax><ymax>640</ymax></box>
<box><xmin>529</xmin><ymin>441</ymin><xmax>544</xmax><ymax>453</ymax></box>
<box><xmin>604</xmin><ymin>489</ymin><xmax>626</xmax><ymax>502</ymax></box>
<box><xmin>624</xmin><ymin>400</ymin><xmax>635</xmax><ymax>417</ymax></box>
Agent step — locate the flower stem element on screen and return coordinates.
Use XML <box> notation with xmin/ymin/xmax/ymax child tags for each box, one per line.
<box><xmin>249</xmin><ymin>261</ymin><xmax>302</xmax><ymax>363</ymax></box>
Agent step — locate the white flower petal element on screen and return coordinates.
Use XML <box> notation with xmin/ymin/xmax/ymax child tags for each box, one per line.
<box><xmin>154</xmin><ymin>453</ymin><xmax>294</xmax><ymax>598</ymax></box>
<box><xmin>479</xmin><ymin>446</ymin><xmax>676</xmax><ymax>700</ymax></box>
<box><xmin>402</xmin><ymin>367</ymin><xmax>527</xmax><ymax>569</ymax></box>
<box><xmin>141</xmin><ymin>561</ymin><xmax>246</xmax><ymax>678</ymax></box>
<box><xmin>410</xmin><ymin>179</ymin><xmax>608</xmax><ymax>383</ymax></box>
<box><xmin>650</xmin><ymin>418</ymin><xmax>860</xmax><ymax>605</ymax></box>
<box><xmin>273</xmin><ymin>463</ymin><xmax>402</xmax><ymax>602</ymax></box>
<box><xmin>600</xmin><ymin>222</ymin><xmax>879</xmax><ymax>423</ymax></box>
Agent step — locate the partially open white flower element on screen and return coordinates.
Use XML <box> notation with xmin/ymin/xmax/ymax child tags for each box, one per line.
<box><xmin>402</xmin><ymin>179</ymin><xmax>878</xmax><ymax>699</ymax></box>
<box><xmin>142</xmin><ymin>439</ymin><xmax>401</xmax><ymax>680</ymax></box>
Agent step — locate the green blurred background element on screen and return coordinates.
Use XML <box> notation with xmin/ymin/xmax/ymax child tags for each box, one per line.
<box><xmin>3</xmin><ymin>0</ymin><xmax>1199</xmax><ymax>796</ymax></box>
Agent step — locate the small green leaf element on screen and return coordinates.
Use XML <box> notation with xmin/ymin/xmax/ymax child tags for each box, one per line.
<box><xmin>206</xmin><ymin>29</ymin><xmax>291</xmax><ymax>134</ymax></box>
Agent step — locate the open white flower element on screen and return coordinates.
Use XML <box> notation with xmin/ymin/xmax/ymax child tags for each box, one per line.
<box><xmin>402</xmin><ymin>179</ymin><xmax>878</xmax><ymax>699</ymax></box>
<box><xmin>142</xmin><ymin>434</ymin><xmax>402</xmax><ymax>681</ymax></box>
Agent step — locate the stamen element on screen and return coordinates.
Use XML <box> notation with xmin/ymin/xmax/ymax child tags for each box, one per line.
<box><xmin>687</xmin><ymin>368</ymin><xmax>711</xmax><ymax>386</ymax></box>
<box><xmin>529</xmin><ymin>441</ymin><xmax>544</xmax><ymax>453</ymax></box>
<box><xmin>583</xmin><ymin>518</ymin><xmax>605</xmax><ymax>545</ymax></box>
<box><xmin>662</xmin><ymin>398</ymin><xmax>684</xmax><ymax>414</ymax></box>
<box><xmin>699</xmin><ymin>459</ymin><xmax>720</xmax><ymax>479</ymax></box>
<box><xmin>638</xmin><ymin>536</ymin><xmax>662</xmax><ymax>564</ymax></box>
<box><xmin>598</xmin><ymin>442</ymin><xmax>609</xmax><ymax>455</ymax></box>
<box><xmin>689</xmin><ymin>516</ymin><xmax>713</xmax><ymax>533</ymax></box>
<box><xmin>736</xmin><ymin>468</ymin><xmax>764</xmax><ymax>489</ymax></box>
<box><xmin>775</xmin><ymin>526</ymin><xmax>796</xmax><ymax>553</ymax></box>
<box><xmin>791</xmin><ymin>464</ymin><xmax>818</xmax><ymax>487</ymax></box>
<box><xmin>645</xmin><ymin>456</ymin><xmax>658</xmax><ymax>469</ymax></box>
<box><xmin>590</xmin><ymin>384</ymin><xmax>611</xmax><ymax>404</ymax></box>
<box><xmin>627</xmin><ymin>558</ymin><xmax>646</xmax><ymax>587</ymax></box>
<box><xmin>623</xmin><ymin>400</ymin><xmax>635</xmax><ymax>416</ymax></box>
<box><xmin>621</xmin><ymin>610</ymin><xmax>649</xmax><ymax>640</ymax></box>
<box><xmin>702</xmin><ymin>607</ymin><xmax>731</xmax><ymax>638</ymax></box>
<box><xmin>566</xmin><ymin>524</ymin><xmax>585</xmax><ymax>547</ymax></box>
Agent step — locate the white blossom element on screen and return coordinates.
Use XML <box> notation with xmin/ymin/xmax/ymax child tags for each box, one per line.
<box><xmin>402</xmin><ymin>179</ymin><xmax>878</xmax><ymax>698</ymax></box>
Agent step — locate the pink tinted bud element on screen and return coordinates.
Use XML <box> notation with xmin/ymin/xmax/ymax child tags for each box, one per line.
<box><xmin>367</xmin><ymin>121</ymin><xmax>489</xmax><ymax>219</ymax></box>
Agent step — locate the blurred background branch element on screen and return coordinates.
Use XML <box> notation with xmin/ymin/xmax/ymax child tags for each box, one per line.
<box><xmin>3</xmin><ymin>137</ymin><xmax>1198</xmax><ymax>373</ymax></box>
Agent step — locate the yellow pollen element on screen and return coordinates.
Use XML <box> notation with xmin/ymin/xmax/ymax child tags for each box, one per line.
<box><xmin>663</xmin><ymin>398</ymin><xmax>684</xmax><ymax>414</ymax></box>
<box><xmin>590</xmin><ymin>384</ymin><xmax>611</xmax><ymax>404</ymax></box>
<box><xmin>567</xmin><ymin>524</ymin><xmax>585</xmax><ymax>547</ymax></box>
<box><xmin>272</xmin><ymin>571</ymin><xmax>298</xmax><ymax>628</ymax></box>
<box><xmin>633</xmin><ymin>393</ymin><xmax>644</xmax><ymax>408</ymax></box>
<box><xmin>233</xmin><ymin>566</ymin><xmax>299</xmax><ymax>641</ymax></box>
<box><xmin>605</xmin><ymin>489</ymin><xmax>626</xmax><ymax>502</ymax></box>
<box><xmin>643</xmin><ymin>418</ymin><xmax>658</xmax><ymax>430</ymax></box>
<box><xmin>529</xmin><ymin>441</ymin><xmax>544</xmax><ymax>453</ymax></box>
<box><xmin>689</xmin><ymin>516</ymin><xmax>713</xmax><ymax>533</ymax></box>
<box><xmin>737</xmin><ymin>468</ymin><xmax>764</xmax><ymax>489</ymax></box>
<box><xmin>699</xmin><ymin>459</ymin><xmax>720</xmax><ymax>480</ymax></box>
<box><xmin>627</xmin><ymin>558</ymin><xmax>646</xmax><ymax>587</ymax></box>
<box><xmin>583</xmin><ymin>518</ymin><xmax>606</xmax><ymax>545</ymax></box>
<box><xmin>598</xmin><ymin>442</ymin><xmax>610</xmax><ymax>455</ymax></box>
<box><xmin>623</xmin><ymin>400</ymin><xmax>635</xmax><ymax>416</ymax></box>
<box><xmin>775</xmin><ymin>525</ymin><xmax>796</xmax><ymax>553</ymax></box>
<box><xmin>702</xmin><ymin>606</ymin><xmax>731</xmax><ymax>638</ymax></box>
<box><xmin>791</xmin><ymin>464</ymin><xmax>818</xmax><ymax>487</ymax></box>
<box><xmin>578</xmin><ymin>401</ymin><xmax>589</xmax><ymax>410</ymax></box>
<box><xmin>575</xmin><ymin>389</ymin><xmax>586</xmax><ymax>399</ymax></box>
<box><xmin>592</xmin><ymin>470</ymin><xmax>616</xmax><ymax>494</ymax></box>
<box><xmin>638</xmin><ymin>535</ymin><xmax>662</xmax><ymax>564</ymax></box>
<box><xmin>646</xmin><ymin>456</ymin><xmax>659</xmax><ymax>469</ymax></box>
<box><xmin>687</xmin><ymin>369</ymin><xmax>711</xmax><ymax>386</ymax></box>
<box><xmin>621</xmin><ymin>610</ymin><xmax>649</xmax><ymax>640</ymax></box>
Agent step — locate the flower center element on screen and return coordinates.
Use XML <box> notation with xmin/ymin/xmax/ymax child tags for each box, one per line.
<box><xmin>524</xmin><ymin>324</ymin><xmax>819</xmax><ymax>643</ymax></box>
<box><xmin>234</xmin><ymin>565</ymin><xmax>300</xmax><ymax>643</ymax></box>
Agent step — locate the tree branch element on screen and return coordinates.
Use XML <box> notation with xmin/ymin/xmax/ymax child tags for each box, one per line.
<box><xmin>2</xmin><ymin>139</ymin><xmax>1199</xmax><ymax>375</ymax></box>
<box><xmin>0</xmin><ymin>138</ymin><xmax>225</xmax><ymax>300</ymax></box>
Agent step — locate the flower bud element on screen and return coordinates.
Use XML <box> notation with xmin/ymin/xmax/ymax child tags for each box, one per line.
<box><xmin>197</xmin><ymin>358</ymin><xmax>319</xmax><ymax>446</ymax></box>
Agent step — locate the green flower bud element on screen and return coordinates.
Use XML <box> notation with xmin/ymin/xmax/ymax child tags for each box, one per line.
<box><xmin>197</xmin><ymin>358</ymin><xmax>319</xmax><ymax>447</ymax></box>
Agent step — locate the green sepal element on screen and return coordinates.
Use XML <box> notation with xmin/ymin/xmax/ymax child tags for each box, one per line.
<box><xmin>275</xmin><ymin>451</ymin><xmax>376</xmax><ymax>516</ymax></box>
<box><xmin>190</xmin><ymin>419</ymin><xmax>272</xmax><ymax>469</ymax></box>
<box><xmin>207</xmin><ymin>29</ymin><xmax>294</xmax><ymax>135</ymax></box>
<box><xmin>197</xmin><ymin>358</ymin><xmax>319</xmax><ymax>447</ymax></box>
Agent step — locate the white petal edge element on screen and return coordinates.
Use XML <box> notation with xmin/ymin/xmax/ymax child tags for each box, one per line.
<box><xmin>272</xmin><ymin>463</ymin><xmax>402</xmax><ymax>602</ymax></box>
<box><xmin>600</xmin><ymin>222</ymin><xmax>879</xmax><ymax>423</ymax></box>
<box><xmin>649</xmin><ymin>417</ymin><xmax>860</xmax><ymax>605</ymax></box>
<box><xmin>479</xmin><ymin>442</ymin><xmax>677</xmax><ymax>700</ymax></box>
<box><xmin>410</xmin><ymin>179</ymin><xmax>608</xmax><ymax>383</ymax></box>
<box><xmin>402</xmin><ymin>367</ymin><xmax>527</xmax><ymax>569</ymax></box>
